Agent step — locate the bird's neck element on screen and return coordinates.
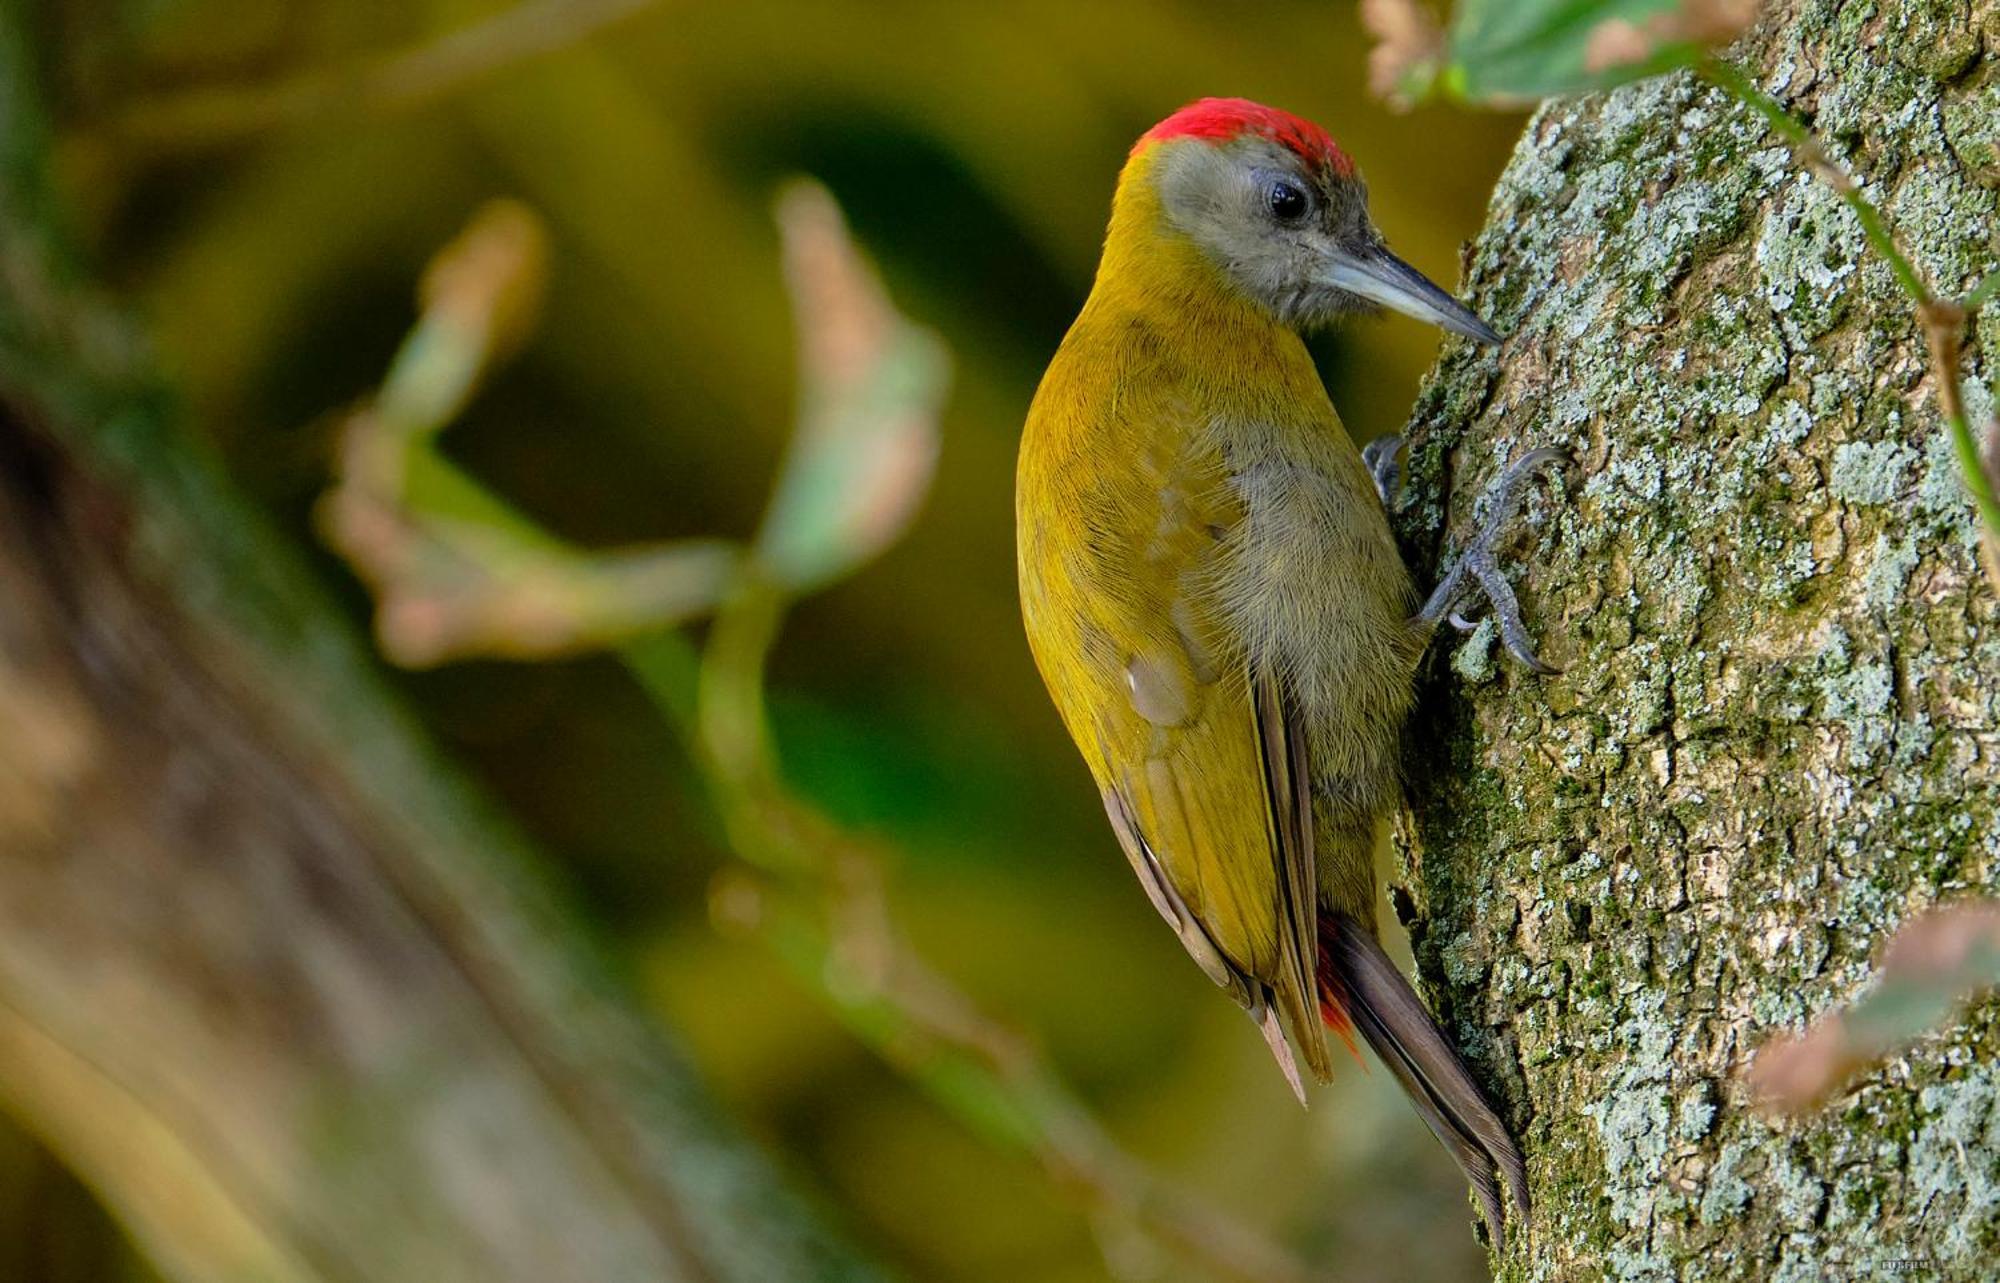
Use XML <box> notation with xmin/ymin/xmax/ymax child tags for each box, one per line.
<box><xmin>1084</xmin><ymin>153</ymin><xmax>1316</xmax><ymax>380</ymax></box>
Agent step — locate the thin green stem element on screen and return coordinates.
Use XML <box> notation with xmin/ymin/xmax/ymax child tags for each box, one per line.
<box><xmin>619</xmin><ymin>633</ymin><xmax>702</xmax><ymax>736</ymax></box>
<box><xmin>694</xmin><ymin>576</ymin><xmax>785</xmax><ymax>793</ymax></box>
<box><xmin>1925</xmin><ymin>306</ymin><xmax>2000</xmax><ymax>554</ymax></box>
<box><xmin>1945</xmin><ymin>410</ymin><xmax>2000</xmax><ymax>537</ymax></box>
<box><xmin>1965</xmin><ymin>266</ymin><xmax>2000</xmax><ymax>314</ymax></box>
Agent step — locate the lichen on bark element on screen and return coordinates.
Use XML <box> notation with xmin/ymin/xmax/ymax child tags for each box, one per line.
<box><xmin>1394</xmin><ymin>2</ymin><xmax>2000</xmax><ymax>1278</ymax></box>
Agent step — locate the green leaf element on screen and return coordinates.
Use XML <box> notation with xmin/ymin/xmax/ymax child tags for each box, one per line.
<box><xmin>1438</xmin><ymin>0</ymin><xmax>1752</xmax><ymax>106</ymax></box>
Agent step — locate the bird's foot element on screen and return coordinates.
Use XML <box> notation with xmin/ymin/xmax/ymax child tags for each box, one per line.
<box><xmin>1415</xmin><ymin>447</ymin><xmax>1568</xmax><ymax>674</ymax></box>
<box><xmin>1362</xmin><ymin>434</ymin><xmax>1403</xmax><ymax>507</ymax></box>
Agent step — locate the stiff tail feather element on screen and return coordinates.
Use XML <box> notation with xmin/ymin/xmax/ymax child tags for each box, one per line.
<box><xmin>1317</xmin><ymin>910</ymin><xmax>1529</xmax><ymax>1252</ymax></box>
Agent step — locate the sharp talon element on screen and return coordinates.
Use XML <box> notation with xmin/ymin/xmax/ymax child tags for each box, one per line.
<box><xmin>1448</xmin><ymin>609</ymin><xmax>1479</xmax><ymax>633</ymax></box>
<box><xmin>1363</xmin><ymin>435</ymin><xmax>1404</xmax><ymax>507</ymax></box>
<box><xmin>1475</xmin><ymin>562</ymin><xmax>1562</xmax><ymax>674</ymax></box>
<box><xmin>1508</xmin><ymin>636</ymin><xmax>1562</xmax><ymax>676</ymax></box>
<box><xmin>1508</xmin><ymin>446</ymin><xmax>1569</xmax><ymax>476</ymax></box>
<box><xmin>1478</xmin><ymin>447</ymin><xmax>1568</xmax><ymax>544</ymax></box>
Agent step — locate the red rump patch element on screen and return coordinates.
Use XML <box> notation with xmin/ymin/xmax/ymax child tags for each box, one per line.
<box><xmin>1137</xmin><ymin>97</ymin><xmax>1355</xmax><ymax>179</ymax></box>
<box><xmin>1315</xmin><ymin>911</ymin><xmax>1362</xmax><ymax>1060</ymax></box>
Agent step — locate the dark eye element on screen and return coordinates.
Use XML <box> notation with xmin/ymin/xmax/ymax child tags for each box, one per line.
<box><xmin>1266</xmin><ymin>179</ymin><xmax>1308</xmax><ymax>222</ymax></box>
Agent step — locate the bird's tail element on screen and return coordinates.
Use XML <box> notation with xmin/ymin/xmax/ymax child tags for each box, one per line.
<box><xmin>1317</xmin><ymin>909</ymin><xmax>1529</xmax><ymax>1252</ymax></box>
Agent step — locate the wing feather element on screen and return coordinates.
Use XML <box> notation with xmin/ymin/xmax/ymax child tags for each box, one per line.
<box><xmin>1022</xmin><ymin>401</ymin><xmax>1331</xmax><ymax>1087</ymax></box>
<box><xmin>1252</xmin><ymin>671</ymin><xmax>1329</xmax><ymax>1081</ymax></box>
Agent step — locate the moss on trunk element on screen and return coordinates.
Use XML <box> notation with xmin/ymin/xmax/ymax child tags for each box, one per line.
<box><xmin>1397</xmin><ymin>2</ymin><xmax>2000</xmax><ymax>1277</ymax></box>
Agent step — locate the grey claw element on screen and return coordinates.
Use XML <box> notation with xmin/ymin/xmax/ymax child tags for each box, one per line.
<box><xmin>1482</xmin><ymin>447</ymin><xmax>1568</xmax><ymax>535</ymax></box>
<box><xmin>1363</xmin><ymin>435</ymin><xmax>1404</xmax><ymax>507</ymax></box>
<box><xmin>1476</xmin><ymin>559</ymin><xmax>1562</xmax><ymax>674</ymax></box>
<box><xmin>1416</xmin><ymin>447</ymin><xmax>1570</xmax><ymax>672</ymax></box>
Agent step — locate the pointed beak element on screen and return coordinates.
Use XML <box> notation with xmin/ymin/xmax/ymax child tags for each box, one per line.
<box><xmin>1323</xmin><ymin>246</ymin><xmax>1502</xmax><ymax>345</ymax></box>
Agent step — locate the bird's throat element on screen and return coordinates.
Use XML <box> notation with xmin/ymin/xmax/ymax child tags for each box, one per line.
<box><xmin>1081</xmin><ymin>146</ymin><xmax>1323</xmax><ymax>399</ymax></box>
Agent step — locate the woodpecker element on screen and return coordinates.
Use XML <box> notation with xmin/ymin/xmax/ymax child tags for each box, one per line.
<box><xmin>1016</xmin><ymin>97</ymin><xmax>1553</xmax><ymax>1247</ymax></box>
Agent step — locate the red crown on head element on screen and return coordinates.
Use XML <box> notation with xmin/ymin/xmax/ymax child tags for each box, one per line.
<box><xmin>1136</xmin><ymin>97</ymin><xmax>1355</xmax><ymax>179</ymax></box>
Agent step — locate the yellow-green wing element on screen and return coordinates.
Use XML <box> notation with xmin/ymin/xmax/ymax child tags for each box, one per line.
<box><xmin>1018</xmin><ymin>392</ymin><xmax>1328</xmax><ymax>1089</ymax></box>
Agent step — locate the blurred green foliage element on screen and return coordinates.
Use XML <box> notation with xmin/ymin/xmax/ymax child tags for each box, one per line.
<box><xmin>36</xmin><ymin>1</ymin><xmax>1526</xmax><ymax>1278</ymax></box>
<box><xmin>1394</xmin><ymin>0</ymin><xmax>1749</xmax><ymax>106</ymax></box>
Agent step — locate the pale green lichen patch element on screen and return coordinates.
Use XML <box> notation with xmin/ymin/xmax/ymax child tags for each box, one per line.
<box><xmin>1676</xmin><ymin>1080</ymin><xmax>1717</xmax><ymax>1141</ymax></box>
<box><xmin>1770</xmin><ymin>1145</ymin><xmax>1827</xmax><ymax>1229</ymax></box>
<box><xmin>1913</xmin><ymin>426</ymin><xmax>1982</xmax><ymax>548</ymax></box>
<box><xmin>1755</xmin><ymin>178</ymin><xmax>1863</xmax><ymax>342</ymax></box>
<box><xmin>1888</xmin><ymin>159</ymin><xmax>2000</xmax><ymax>290</ymax></box>
<box><xmin>1584</xmin><ymin>991</ymin><xmax>1680</xmax><ymax>1230</ymax></box>
<box><xmin>1828</xmin><ymin>440</ymin><xmax>1918</xmax><ymax>505</ymax></box>
<box><xmin>1860</xmin><ymin>534</ymin><xmax>1919</xmax><ymax>610</ymax></box>
<box><xmin>1941</xmin><ymin>71</ymin><xmax>2000</xmax><ymax>187</ymax></box>
<box><xmin>1699</xmin><ymin>1139</ymin><xmax>1755</xmax><ymax>1225</ymax></box>
<box><xmin>1908</xmin><ymin>1065</ymin><xmax>2000</xmax><ymax>1266</ymax></box>
<box><xmin>1451</xmin><ymin>615</ymin><xmax>1500</xmax><ymax>684</ymax></box>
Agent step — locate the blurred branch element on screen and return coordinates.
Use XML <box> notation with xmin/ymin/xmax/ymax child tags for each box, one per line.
<box><xmin>320</xmin><ymin>201</ymin><xmax>742</xmax><ymax>667</ymax></box>
<box><xmin>719</xmin><ymin>869</ymin><xmax>1326</xmax><ymax>1283</ymax></box>
<box><xmin>0</xmin><ymin>8</ymin><xmax>877</xmax><ymax>1276</ymax></box>
<box><xmin>1749</xmin><ymin>902</ymin><xmax>2000</xmax><ymax>1115</ymax></box>
<box><xmin>756</xmin><ymin>184</ymin><xmax>946</xmax><ymax>593</ymax></box>
<box><xmin>101</xmin><ymin>0</ymin><xmax>657</xmax><ymax>152</ymax></box>
<box><xmin>325</xmin><ymin>189</ymin><xmax>1332</xmax><ymax>1283</ymax></box>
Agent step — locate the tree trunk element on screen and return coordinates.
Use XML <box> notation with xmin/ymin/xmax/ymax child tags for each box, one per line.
<box><xmin>1397</xmin><ymin>2</ymin><xmax>2000</xmax><ymax>1278</ymax></box>
<box><xmin>0</xmin><ymin>10</ymin><xmax>875</xmax><ymax>1282</ymax></box>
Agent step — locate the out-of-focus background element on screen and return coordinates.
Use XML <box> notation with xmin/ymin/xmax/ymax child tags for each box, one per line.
<box><xmin>14</xmin><ymin>2</ymin><xmax>1524</xmax><ymax>1279</ymax></box>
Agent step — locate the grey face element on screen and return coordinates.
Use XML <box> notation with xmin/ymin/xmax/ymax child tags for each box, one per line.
<box><xmin>1152</xmin><ymin>137</ymin><xmax>1500</xmax><ymax>343</ymax></box>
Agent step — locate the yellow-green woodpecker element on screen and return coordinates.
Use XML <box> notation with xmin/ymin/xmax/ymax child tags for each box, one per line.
<box><xmin>1016</xmin><ymin>97</ymin><xmax>1558</xmax><ymax>1246</ymax></box>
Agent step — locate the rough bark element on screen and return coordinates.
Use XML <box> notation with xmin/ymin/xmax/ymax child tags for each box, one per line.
<box><xmin>1396</xmin><ymin>2</ymin><xmax>2000</xmax><ymax>1279</ymax></box>
<box><xmin>0</xmin><ymin>11</ymin><xmax>876</xmax><ymax>1282</ymax></box>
